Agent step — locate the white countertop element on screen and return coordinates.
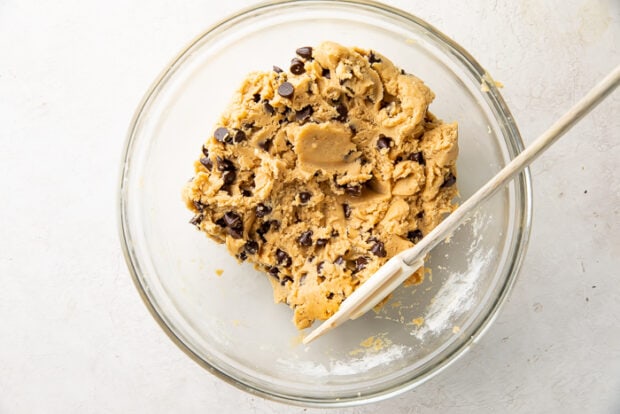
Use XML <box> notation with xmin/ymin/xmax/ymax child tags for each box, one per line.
<box><xmin>1</xmin><ymin>0</ymin><xmax>619</xmax><ymax>412</ymax></box>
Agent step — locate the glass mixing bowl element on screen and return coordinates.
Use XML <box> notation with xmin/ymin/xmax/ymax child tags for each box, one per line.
<box><xmin>118</xmin><ymin>0</ymin><xmax>532</xmax><ymax>407</ymax></box>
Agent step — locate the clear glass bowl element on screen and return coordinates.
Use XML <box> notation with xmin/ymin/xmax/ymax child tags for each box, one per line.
<box><xmin>118</xmin><ymin>0</ymin><xmax>532</xmax><ymax>407</ymax></box>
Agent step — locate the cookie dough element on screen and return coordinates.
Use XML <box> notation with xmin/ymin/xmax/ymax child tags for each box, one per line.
<box><xmin>183</xmin><ymin>42</ymin><xmax>458</xmax><ymax>329</ymax></box>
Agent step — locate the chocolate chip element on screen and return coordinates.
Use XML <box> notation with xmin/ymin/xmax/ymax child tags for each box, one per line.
<box><xmin>299</xmin><ymin>192</ymin><xmax>312</xmax><ymax>204</ymax></box>
<box><xmin>258</xmin><ymin>138</ymin><xmax>273</xmax><ymax>152</ymax></box>
<box><xmin>192</xmin><ymin>200</ymin><xmax>206</xmax><ymax>211</ymax></box>
<box><xmin>232</xmin><ymin>129</ymin><xmax>246</xmax><ymax>143</ymax></box>
<box><xmin>278</xmin><ymin>82</ymin><xmax>295</xmax><ymax>99</ymax></box>
<box><xmin>276</xmin><ymin>249</ymin><xmax>292</xmax><ymax>267</ymax></box>
<box><xmin>326</xmin><ymin>292</ymin><xmax>334</xmax><ymax>300</ymax></box>
<box><xmin>238</xmin><ymin>251</ymin><xmax>247</xmax><ymax>261</ymax></box>
<box><xmin>370</xmin><ymin>241</ymin><xmax>387</xmax><ymax>257</ymax></box>
<box><xmin>263</xmin><ymin>101</ymin><xmax>275</xmax><ymax>115</ymax></box>
<box><xmin>241</xmin><ymin>189</ymin><xmax>253</xmax><ymax>197</ymax></box>
<box><xmin>317</xmin><ymin>261</ymin><xmax>325</xmax><ymax>274</ymax></box>
<box><xmin>215</xmin><ymin>217</ymin><xmax>226</xmax><ymax>227</ymax></box>
<box><xmin>280</xmin><ymin>276</ymin><xmax>293</xmax><ymax>285</ymax></box>
<box><xmin>334</xmin><ymin>103</ymin><xmax>348</xmax><ymax>122</ymax></box>
<box><xmin>297</xmin><ymin>230</ymin><xmax>313</xmax><ymax>247</ymax></box>
<box><xmin>244</xmin><ymin>240</ymin><xmax>259</xmax><ymax>255</ymax></box>
<box><xmin>252</xmin><ymin>93</ymin><xmax>261</xmax><ymax>103</ymax></box>
<box><xmin>345</xmin><ymin>184</ymin><xmax>362</xmax><ymax>197</ymax></box>
<box><xmin>216</xmin><ymin>157</ymin><xmax>235</xmax><ymax>172</ymax></box>
<box><xmin>416</xmin><ymin>211</ymin><xmax>425</xmax><ymax>219</ymax></box>
<box><xmin>342</xmin><ymin>203</ymin><xmax>351</xmax><ymax>219</ymax></box>
<box><xmin>268</xmin><ymin>266</ymin><xmax>280</xmax><ymax>277</ymax></box>
<box><xmin>407</xmin><ymin>229</ymin><xmax>423</xmax><ymax>243</ymax></box>
<box><xmin>331</xmin><ymin>230</ymin><xmax>339</xmax><ymax>237</ymax></box>
<box><xmin>376</xmin><ymin>134</ymin><xmax>392</xmax><ymax>150</ymax></box>
<box><xmin>334</xmin><ymin>256</ymin><xmax>345</xmax><ymax>266</ymax></box>
<box><xmin>214</xmin><ymin>127</ymin><xmax>230</xmax><ymax>143</ymax></box>
<box><xmin>228</xmin><ymin>227</ymin><xmax>243</xmax><ymax>239</ymax></box>
<box><xmin>316</xmin><ymin>238</ymin><xmax>328</xmax><ymax>247</ymax></box>
<box><xmin>296</xmin><ymin>46</ymin><xmax>313</xmax><ymax>59</ymax></box>
<box><xmin>273</xmin><ymin>65</ymin><xmax>283</xmax><ymax>73</ymax></box>
<box><xmin>189</xmin><ymin>214</ymin><xmax>203</xmax><ymax>226</ymax></box>
<box><xmin>223</xmin><ymin>211</ymin><xmax>243</xmax><ymax>229</ymax></box>
<box><xmin>368</xmin><ymin>51</ymin><xmax>382</xmax><ymax>64</ymax></box>
<box><xmin>201</xmin><ymin>145</ymin><xmax>209</xmax><ymax>157</ymax></box>
<box><xmin>221</xmin><ymin>170</ymin><xmax>236</xmax><ymax>185</ymax></box>
<box><xmin>199</xmin><ymin>157</ymin><xmax>213</xmax><ymax>171</ymax></box>
<box><xmin>322</xmin><ymin>68</ymin><xmax>331</xmax><ymax>79</ymax></box>
<box><xmin>290</xmin><ymin>58</ymin><xmax>305</xmax><ymax>75</ymax></box>
<box><xmin>255</xmin><ymin>203</ymin><xmax>272</xmax><ymax>218</ymax></box>
<box><xmin>400</xmin><ymin>69</ymin><xmax>406</xmax><ymax>75</ymax></box>
<box><xmin>295</xmin><ymin>105</ymin><xmax>313</xmax><ymax>122</ymax></box>
<box><xmin>354</xmin><ymin>256</ymin><xmax>369</xmax><ymax>273</ymax></box>
<box><xmin>441</xmin><ymin>172</ymin><xmax>457</xmax><ymax>188</ymax></box>
<box><xmin>408</xmin><ymin>152</ymin><xmax>426</xmax><ymax>165</ymax></box>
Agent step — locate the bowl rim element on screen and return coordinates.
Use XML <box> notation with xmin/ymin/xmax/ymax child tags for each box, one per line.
<box><xmin>118</xmin><ymin>0</ymin><xmax>533</xmax><ymax>407</ymax></box>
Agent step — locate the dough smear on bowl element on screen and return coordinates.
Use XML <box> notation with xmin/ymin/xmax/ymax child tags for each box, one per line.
<box><xmin>183</xmin><ymin>41</ymin><xmax>458</xmax><ymax>329</ymax></box>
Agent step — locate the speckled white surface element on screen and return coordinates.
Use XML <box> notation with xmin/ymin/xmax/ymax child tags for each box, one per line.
<box><xmin>1</xmin><ymin>0</ymin><xmax>619</xmax><ymax>412</ymax></box>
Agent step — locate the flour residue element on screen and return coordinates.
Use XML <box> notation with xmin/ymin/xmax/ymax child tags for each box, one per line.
<box><xmin>411</xmin><ymin>212</ymin><xmax>493</xmax><ymax>339</ymax></box>
<box><xmin>276</xmin><ymin>342</ymin><xmax>409</xmax><ymax>377</ymax></box>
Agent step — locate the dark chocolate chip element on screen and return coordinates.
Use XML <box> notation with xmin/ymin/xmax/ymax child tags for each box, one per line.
<box><xmin>278</xmin><ymin>82</ymin><xmax>295</xmax><ymax>99</ymax></box>
<box><xmin>232</xmin><ymin>129</ymin><xmax>246</xmax><ymax>143</ymax></box>
<box><xmin>353</xmin><ymin>256</ymin><xmax>370</xmax><ymax>273</ymax></box>
<box><xmin>441</xmin><ymin>172</ymin><xmax>457</xmax><ymax>188</ymax></box>
<box><xmin>223</xmin><ymin>211</ymin><xmax>243</xmax><ymax>229</ymax></box>
<box><xmin>334</xmin><ymin>103</ymin><xmax>348</xmax><ymax>122</ymax></box>
<box><xmin>244</xmin><ymin>240</ymin><xmax>259</xmax><ymax>255</ymax></box>
<box><xmin>331</xmin><ymin>230</ymin><xmax>339</xmax><ymax>237</ymax></box>
<box><xmin>252</xmin><ymin>93</ymin><xmax>261</xmax><ymax>103</ymax></box>
<box><xmin>368</xmin><ymin>51</ymin><xmax>382</xmax><ymax>64</ymax></box>
<box><xmin>290</xmin><ymin>58</ymin><xmax>305</xmax><ymax>75</ymax></box>
<box><xmin>255</xmin><ymin>203</ymin><xmax>272</xmax><ymax>218</ymax></box>
<box><xmin>408</xmin><ymin>152</ymin><xmax>426</xmax><ymax>165</ymax></box>
<box><xmin>241</xmin><ymin>189</ymin><xmax>253</xmax><ymax>197</ymax></box>
<box><xmin>345</xmin><ymin>184</ymin><xmax>362</xmax><ymax>197</ymax></box>
<box><xmin>189</xmin><ymin>214</ymin><xmax>203</xmax><ymax>226</ymax></box>
<box><xmin>334</xmin><ymin>256</ymin><xmax>345</xmax><ymax>266</ymax></box>
<box><xmin>280</xmin><ymin>276</ymin><xmax>293</xmax><ymax>285</ymax></box>
<box><xmin>238</xmin><ymin>251</ymin><xmax>247</xmax><ymax>261</ymax></box>
<box><xmin>258</xmin><ymin>138</ymin><xmax>273</xmax><ymax>152</ymax></box>
<box><xmin>317</xmin><ymin>261</ymin><xmax>325</xmax><ymax>274</ymax></box>
<box><xmin>221</xmin><ymin>170</ymin><xmax>236</xmax><ymax>185</ymax></box>
<box><xmin>295</xmin><ymin>105</ymin><xmax>314</xmax><ymax>122</ymax></box>
<box><xmin>215</xmin><ymin>217</ymin><xmax>226</xmax><ymax>227</ymax></box>
<box><xmin>407</xmin><ymin>229</ymin><xmax>423</xmax><ymax>243</ymax></box>
<box><xmin>326</xmin><ymin>292</ymin><xmax>334</xmax><ymax>300</ymax></box>
<box><xmin>275</xmin><ymin>249</ymin><xmax>292</xmax><ymax>267</ymax></box>
<box><xmin>400</xmin><ymin>68</ymin><xmax>406</xmax><ymax>75</ymax></box>
<box><xmin>268</xmin><ymin>266</ymin><xmax>280</xmax><ymax>277</ymax></box>
<box><xmin>342</xmin><ymin>203</ymin><xmax>351</xmax><ymax>219</ymax></box>
<box><xmin>200</xmin><ymin>157</ymin><xmax>213</xmax><ymax>171</ymax></box>
<box><xmin>370</xmin><ymin>241</ymin><xmax>387</xmax><ymax>257</ymax></box>
<box><xmin>321</xmin><ymin>68</ymin><xmax>331</xmax><ymax>79</ymax></box>
<box><xmin>227</xmin><ymin>227</ymin><xmax>243</xmax><ymax>239</ymax></box>
<box><xmin>416</xmin><ymin>211</ymin><xmax>425</xmax><ymax>219</ymax></box>
<box><xmin>216</xmin><ymin>157</ymin><xmax>235</xmax><ymax>171</ymax></box>
<box><xmin>201</xmin><ymin>145</ymin><xmax>209</xmax><ymax>157</ymax></box>
<box><xmin>376</xmin><ymin>134</ymin><xmax>392</xmax><ymax>150</ymax></box>
<box><xmin>299</xmin><ymin>192</ymin><xmax>312</xmax><ymax>204</ymax></box>
<box><xmin>192</xmin><ymin>200</ymin><xmax>206</xmax><ymax>211</ymax></box>
<box><xmin>263</xmin><ymin>101</ymin><xmax>275</xmax><ymax>115</ymax></box>
<box><xmin>273</xmin><ymin>65</ymin><xmax>283</xmax><ymax>73</ymax></box>
<box><xmin>296</xmin><ymin>46</ymin><xmax>313</xmax><ymax>59</ymax></box>
<box><xmin>214</xmin><ymin>127</ymin><xmax>230</xmax><ymax>143</ymax></box>
<box><xmin>297</xmin><ymin>230</ymin><xmax>313</xmax><ymax>247</ymax></box>
<box><xmin>316</xmin><ymin>238</ymin><xmax>328</xmax><ymax>247</ymax></box>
